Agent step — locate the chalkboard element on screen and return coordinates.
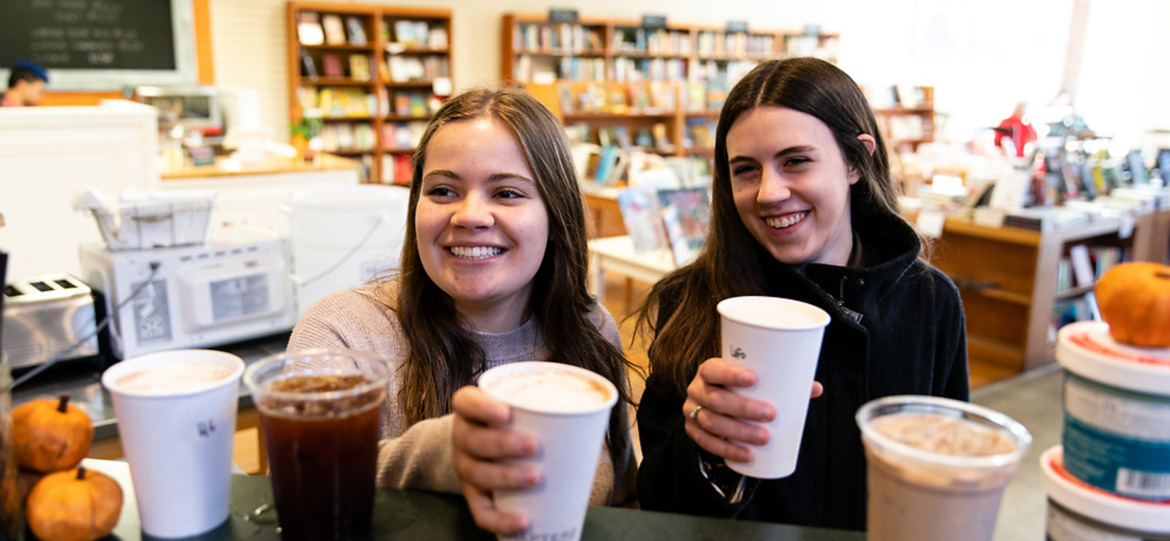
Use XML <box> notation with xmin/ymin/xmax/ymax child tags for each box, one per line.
<box><xmin>0</xmin><ymin>0</ymin><xmax>177</xmax><ymax>71</ymax></box>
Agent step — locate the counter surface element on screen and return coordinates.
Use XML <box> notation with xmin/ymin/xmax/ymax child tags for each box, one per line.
<box><xmin>160</xmin><ymin>153</ymin><xmax>359</xmax><ymax>180</ymax></box>
<box><xmin>10</xmin><ymin>332</ymin><xmax>290</xmax><ymax>440</ymax></box>
<box><xmin>86</xmin><ymin>459</ymin><xmax>863</xmax><ymax>541</ymax></box>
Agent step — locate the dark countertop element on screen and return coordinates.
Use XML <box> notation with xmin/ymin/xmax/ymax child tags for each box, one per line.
<box><xmin>83</xmin><ymin>459</ymin><xmax>863</xmax><ymax>541</ymax></box>
<box><xmin>9</xmin><ymin>331</ymin><xmax>290</xmax><ymax>440</ymax></box>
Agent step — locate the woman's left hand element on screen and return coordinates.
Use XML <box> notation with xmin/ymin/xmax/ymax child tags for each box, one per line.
<box><xmin>450</xmin><ymin>385</ymin><xmax>541</xmax><ymax>536</ymax></box>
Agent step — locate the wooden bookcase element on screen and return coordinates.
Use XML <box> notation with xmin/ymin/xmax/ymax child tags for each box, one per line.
<box><xmin>930</xmin><ymin>211</ymin><xmax>1170</xmax><ymax>381</ymax></box>
<box><xmin>872</xmin><ymin>86</ymin><xmax>935</xmax><ymax>152</ymax></box>
<box><xmin>287</xmin><ymin>2</ymin><xmax>452</xmax><ymax>184</ymax></box>
<box><xmin>501</xmin><ymin>13</ymin><xmax>839</xmax><ymax>162</ymax></box>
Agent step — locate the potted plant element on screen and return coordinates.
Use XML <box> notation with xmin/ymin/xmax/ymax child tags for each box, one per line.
<box><xmin>289</xmin><ymin>116</ymin><xmax>324</xmax><ymax>159</ymax></box>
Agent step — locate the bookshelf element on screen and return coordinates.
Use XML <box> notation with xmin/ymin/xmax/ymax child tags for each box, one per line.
<box><xmin>929</xmin><ymin>211</ymin><xmax>1169</xmax><ymax>378</ymax></box>
<box><xmin>871</xmin><ymin>86</ymin><xmax>935</xmax><ymax>152</ymax></box>
<box><xmin>501</xmin><ymin>13</ymin><xmax>839</xmax><ymax>165</ymax></box>
<box><xmin>287</xmin><ymin>2</ymin><xmax>452</xmax><ymax>184</ymax></box>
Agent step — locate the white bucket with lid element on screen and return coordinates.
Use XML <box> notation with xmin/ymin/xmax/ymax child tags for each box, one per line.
<box><xmin>284</xmin><ymin>185</ymin><xmax>410</xmax><ymax>316</ymax></box>
<box><xmin>1055</xmin><ymin>321</ymin><xmax>1170</xmax><ymax>501</ymax></box>
<box><xmin>1041</xmin><ymin>446</ymin><xmax>1170</xmax><ymax>540</ymax></box>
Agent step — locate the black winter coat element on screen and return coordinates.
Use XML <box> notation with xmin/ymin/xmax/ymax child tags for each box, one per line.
<box><xmin>636</xmin><ymin>209</ymin><xmax>970</xmax><ymax>531</ymax></box>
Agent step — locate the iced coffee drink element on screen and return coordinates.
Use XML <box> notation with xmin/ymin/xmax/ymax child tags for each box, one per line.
<box><xmin>857</xmin><ymin>396</ymin><xmax>1031</xmax><ymax>541</ymax></box>
<box><xmin>243</xmin><ymin>350</ymin><xmax>392</xmax><ymax>541</ymax></box>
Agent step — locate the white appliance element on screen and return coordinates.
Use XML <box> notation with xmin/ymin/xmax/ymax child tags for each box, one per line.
<box><xmin>78</xmin><ymin>229</ymin><xmax>294</xmax><ymax>360</ymax></box>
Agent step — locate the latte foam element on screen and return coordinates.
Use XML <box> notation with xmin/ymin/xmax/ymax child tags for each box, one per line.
<box><xmin>482</xmin><ymin>369</ymin><xmax>612</xmax><ymax>413</ymax></box>
<box><xmin>115</xmin><ymin>362</ymin><xmax>235</xmax><ymax>393</ymax></box>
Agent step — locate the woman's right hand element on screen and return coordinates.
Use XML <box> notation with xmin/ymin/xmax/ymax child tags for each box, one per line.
<box><xmin>682</xmin><ymin>357</ymin><xmax>823</xmax><ymax>463</ymax></box>
<box><xmin>451</xmin><ymin>385</ymin><xmax>540</xmax><ymax>536</ymax></box>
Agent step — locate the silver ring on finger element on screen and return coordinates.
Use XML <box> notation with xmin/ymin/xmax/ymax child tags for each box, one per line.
<box><xmin>688</xmin><ymin>404</ymin><xmax>703</xmax><ymax>421</ymax></box>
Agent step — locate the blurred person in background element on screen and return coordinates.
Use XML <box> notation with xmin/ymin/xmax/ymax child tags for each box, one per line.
<box><xmin>2</xmin><ymin>60</ymin><xmax>48</xmax><ymax>107</ymax></box>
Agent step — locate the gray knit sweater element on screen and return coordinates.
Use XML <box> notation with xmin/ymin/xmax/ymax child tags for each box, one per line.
<box><xmin>286</xmin><ymin>282</ymin><xmax>636</xmax><ymax>507</ymax></box>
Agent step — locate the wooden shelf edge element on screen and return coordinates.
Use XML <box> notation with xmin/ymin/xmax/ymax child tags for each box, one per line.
<box><xmin>967</xmin><ymin>336</ymin><xmax>1026</xmax><ymax>371</ymax></box>
<box><xmin>1054</xmin><ymin>284</ymin><xmax>1095</xmax><ymax>300</ymax></box>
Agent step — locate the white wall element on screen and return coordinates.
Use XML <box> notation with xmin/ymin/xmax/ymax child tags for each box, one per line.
<box><xmin>208</xmin><ymin>0</ymin><xmax>1165</xmax><ymax>148</ymax></box>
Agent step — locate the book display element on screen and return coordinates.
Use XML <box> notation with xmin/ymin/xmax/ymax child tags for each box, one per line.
<box><xmin>287</xmin><ymin>2</ymin><xmax>452</xmax><ymax>184</ymax></box>
<box><xmin>927</xmin><ymin>211</ymin><xmax>1170</xmax><ymax>385</ymax></box>
<box><xmin>501</xmin><ymin>12</ymin><xmax>839</xmax><ymax>171</ymax></box>
<box><xmin>867</xmin><ymin>85</ymin><xmax>935</xmax><ymax>152</ymax></box>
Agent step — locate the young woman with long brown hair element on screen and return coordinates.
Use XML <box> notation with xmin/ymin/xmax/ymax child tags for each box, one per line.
<box><xmin>635</xmin><ymin>57</ymin><xmax>969</xmax><ymax>531</ymax></box>
<box><xmin>289</xmin><ymin>87</ymin><xmax>636</xmax><ymax>535</ymax></box>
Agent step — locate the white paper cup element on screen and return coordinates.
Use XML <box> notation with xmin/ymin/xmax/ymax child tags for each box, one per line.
<box><xmin>102</xmin><ymin>349</ymin><xmax>244</xmax><ymax>538</ymax></box>
<box><xmin>478</xmin><ymin>361</ymin><xmax>618</xmax><ymax>541</ymax></box>
<box><xmin>717</xmin><ymin>296</ymin><xmax>830</xmax><ymax>479</ymax></box>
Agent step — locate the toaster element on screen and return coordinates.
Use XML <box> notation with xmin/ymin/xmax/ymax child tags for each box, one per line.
<box><xmin>2</xmin><ymin>274</ymin><xmax>99</xmax><ymax>369</ymax></box>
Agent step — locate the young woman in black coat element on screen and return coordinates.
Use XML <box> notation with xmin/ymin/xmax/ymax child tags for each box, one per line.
<box><xmin>635</xmin><ymin>57</ymin><xmax>969</xmax><ymax>531</ymax></box>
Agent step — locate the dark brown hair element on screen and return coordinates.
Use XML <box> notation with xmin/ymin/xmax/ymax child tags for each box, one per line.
<box><xmin>390</xmin><ymin>87</ymin><xmax>634</xmax><ymax>461</ymax></box>
<box><xmin>638</xmin><ymin>57</ymin><xmax>910</xmax><ymax>394</ymax></box>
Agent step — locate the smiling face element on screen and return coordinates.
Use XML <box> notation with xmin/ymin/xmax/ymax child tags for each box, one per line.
<box><xmin>415</xmin><ymin>116</ymin><xmax>549</xmax><ymax>331</ymax></box>
<box><xmin>727</xmin><ymin>106</ymin><xmax>860</xmax><ymax>267</ymax></box>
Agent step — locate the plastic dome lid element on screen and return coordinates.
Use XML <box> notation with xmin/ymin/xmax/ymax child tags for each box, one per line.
<box><xmin>1040</xmin><ymin>446</ymin><xmax>1170</xmax><ymax>534</ymax></box>
<box><xmin>1055</xmin><ymin>321</ymin><xmax>1170</xmax><ymax>396</ymax></box>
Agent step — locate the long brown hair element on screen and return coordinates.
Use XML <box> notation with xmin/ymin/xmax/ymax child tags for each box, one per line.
<box><xmin>390</xmin><ymin>87</ymin><xmax>634</xmax><ymax>461</ymax></box>
<box><xmin>638</xmin><ymin>57</ymin><xmax>911</xmax><ymax>394</ymax></box>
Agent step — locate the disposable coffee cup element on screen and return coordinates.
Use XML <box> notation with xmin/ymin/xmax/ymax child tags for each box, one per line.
<box><xmin>478</xmin><ymin>361</ymin><xmax>619</xmax><ymax>541</ymax></box>
<box><xmin>102</xmin><ymin>349</ymin><xmax>245</xmax><ymax>538</ymax></box>
<box><xmin>717</xmin><ymin>296</ymin><xmax>830</xmax><ymax>479</ymax></box>
<box><xmin>856</xmin><ymin>395</ymin><xmax>1032</xmax><ymax>541</ymax></box>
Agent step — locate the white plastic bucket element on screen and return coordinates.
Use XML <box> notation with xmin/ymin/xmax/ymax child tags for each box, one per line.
<box><xmin>285</xmin><ymin>185</ymin><xmax>410</xmax><ymax>316</ymax></box>
<box><xmin>1040</xmin><ymin>446</ymin><xmax>1170</xmax><ymax>540</ymax></box>
<box><xmin>1055</xmin><ymin>321</ymin><xmax>1170</xmax><ymax>501</ymax></box>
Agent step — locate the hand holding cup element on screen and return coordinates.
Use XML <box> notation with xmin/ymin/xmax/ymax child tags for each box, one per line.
<box><xmin>683</xmin><ymin>358</ymin><xmax>824</xmax><ymax>464</ymax></box>
<box><xmin>451</xmin><ymin>385</ymin><xmax>540</xmax><ymax>536</ymax></box>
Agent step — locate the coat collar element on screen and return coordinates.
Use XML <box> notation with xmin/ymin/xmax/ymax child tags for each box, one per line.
<box><xmin>758</xmin><ymin>208</ymin><xmax>922</xmax><ymax>316</ymax></box>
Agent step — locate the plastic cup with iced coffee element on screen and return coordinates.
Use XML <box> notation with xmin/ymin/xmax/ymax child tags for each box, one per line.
<box><xmin>856</xmin><ymin>395</ymin><xmax>1032</xmax><ymax>541</ymax></box>
<box><xmin>243</xmin><ymin>349</ymin><xmax>392</xmax><ymax>541</ymax></box>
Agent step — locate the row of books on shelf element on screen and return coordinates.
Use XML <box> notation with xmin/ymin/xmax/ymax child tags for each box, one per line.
<box><xmin>382</xmin><ymin>121</ymin><xmax>427</xmax><ymax>150</ymax></box>
<box><xmin>1036</xmin><ymin>149</ymin><xmax>1170</xmax><ymax>206</ymax></box>
<box><xmin>1050</xmin><ymin>293</ymin><xmax>1099</xmax><ymax>341</ymax></box>
<box><xmin>560</xmin><ymin>81</ymin><xmax>678</xmax><ymax>114</ymax></box>
<box><xmin>696</xmin><ymin>31</ymin><xmax>775</xmax><ymax>57</ymax></box>
<box><xmin>389</xmin><ymin>91</ymin><xmax>438</xmax><ymax>117</ymax></box>
<box><xmin>685</xmin><ymin>117</ymin><xmax>718</xmax><ymax>149</ymax></box>
<box><xmin>617</xmin><ymin>186</ymin><xmax>711</xmax><ymax>266</ymax></box>
<box><xmin>300</xmin><ymin>51</ymin><xmax>449</xmax><ymax>83</ymax></box>
<box><xmin>513</xmin><ymin>55</ymin><xmax>607</xmax><ymax>83</ymax></box>
<box><xmin>581</xmin><ymin>142</ymin><xmax>712</xmax><ymax>187</ymax></box>
<box><xmin>298</xmin><ymin>87</ymin><xmax>440</xmax><ymax>119</ymax></box>
<box><xmin>879</xmin><ymin>115</ymin><xmax>931</xmax><ymax>142</ymax></box>
<box><xmin>612</xmin><ymin>57</ymin><xmax>687</xmax><ymax>82</ymax></box>
<box><xmin>301</xmin><ymin>51</ymin><xmax>372</xmax><ymax>80</ymax></box>
<box><xmin>513</xmin><ymin>23</ymin><xmax>604</xmax><ymax>53</ymax></box>
<box><xmin>297</xmin><ymin>12</ymin><xmax>369</xmax><ymax>46</ymax></box>
<box><xmin>296</xmin><ymin>12</ymin><xmax>448</xmax><ymax>50</ymax></box>
<box><xmin>300</xmin><ymin>87</ymin><xmax>377</xmax><ymax>118</ymax></box>
<box><xmin>387</xmin><ymin>19</ymin><xmax>448</xmax><ymax>49</ymax></box>
<box><xmin>691</xmin><ymin>59</ymin><xmax>759</xmax><ymax>86</ymax></box>
<box><xmin>319</xmin><ymin>123</ymin><xmax>376</xmax><ymax>152</ymax></box>
<box><xmin>387</xmin><ymin>55</ymin><xmax>449</xmax><ymax>83</ymax></box>
<box><xmin>380</xmin><ymin>153</ymin><xmax>414</xmax><ymax>184</ymax></box>
<box><xmin>612</xmin><ymin>28</ymin><xmax>693</xmax><ymax>56</ymax></box>
<box><xmin>1055</xmin><ymin>245</ymin><xmax>1128</xmax><ymax>294</ymax></box>
<box><xmin>783</xmin><ymin>34</ymin><xmax>839</xmax><ymax>60</ymax></box>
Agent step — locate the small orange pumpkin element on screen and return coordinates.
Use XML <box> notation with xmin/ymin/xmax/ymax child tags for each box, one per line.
<box><xmin>13</xmin><ymin>394</ymin><xmax>94</xmax><ymax>473</ymax></box>
<box><xmin>26</xmin><ymin>466</ymin><xmax>122</xmax><ymax>541</ymax></box>
<box><xmin>1095</xmin><ymin>261</ymin><xmax>1170</xmax><ymax>348</ymax></box>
